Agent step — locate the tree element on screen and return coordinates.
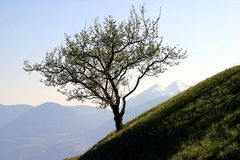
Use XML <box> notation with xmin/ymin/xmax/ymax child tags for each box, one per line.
<box><xmin>23</xmin><ymin>6</ymin><xmax>187</xmax><ymax>131</ymax></box>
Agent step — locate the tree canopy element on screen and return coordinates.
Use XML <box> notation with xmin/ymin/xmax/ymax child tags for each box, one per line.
<box><xmin>24</xmin><ymin>6</ymin><xmax>187</xmax><ymax>131</ymax></box>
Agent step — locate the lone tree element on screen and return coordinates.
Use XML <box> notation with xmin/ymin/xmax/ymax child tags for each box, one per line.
<box><xmin>24</xmin><ymin>6</ymin><xmax>186</xmax><ymax>131</ymax></box>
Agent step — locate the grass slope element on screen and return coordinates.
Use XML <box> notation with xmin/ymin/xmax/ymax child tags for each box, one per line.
<box><xmin>67</xmin><ymin>66</ymin><xmax>240</xmax><ymax>160</ymax></box>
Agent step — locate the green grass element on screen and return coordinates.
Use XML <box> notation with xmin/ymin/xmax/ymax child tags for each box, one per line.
<box><xmin>67</xmin><ymin>65</ymin><xmax>240</xmax><ymax>160</ymax></box>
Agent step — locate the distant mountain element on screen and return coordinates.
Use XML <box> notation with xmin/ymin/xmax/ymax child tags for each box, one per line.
<box><xmin>1</xmin><ymin>102</ymin><xmax>92</xmax><ymax>137</ymax></box>
<box><xmin>0</xmin><ymin>102</ymin><xmax>112</xmax><ymax>160</ymax></box>
<box><xmin>127</xmin><ymin>81</ymin><xmax>188</xmax><ymax>110</ymax></box>
<box><xmin>0</xmin><ymin>81</ymin><xmax>189</xmax><ymax>160</ymax></box>
<box><xmin>162</xmin><ymin>80</ymin><xmax>189</xmax><ymax>96</ymax></box>
<box><xmin>70</xmin><ymin>105</ymin><xmax>112</xmax><ymax>122</ymax></box>
<box><xmin>0</xmin><ymin>104</ymin><xmax>32</xmax><ymax>127</ymax></box>
<box><xmin>126</xmin><ymin>84</ymin><xmax>164</xmax><ymax>109</ymax></box>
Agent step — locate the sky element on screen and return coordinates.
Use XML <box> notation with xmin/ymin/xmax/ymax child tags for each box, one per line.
<box><xmin>0</xmin><ymin>0</ymin><xmax>239</xmax><ymax>106</ymax></box>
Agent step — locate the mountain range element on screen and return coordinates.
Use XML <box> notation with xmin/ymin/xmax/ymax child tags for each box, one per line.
<box><xmin>0</xmin><ymin>104</ymin><xmax>32</xmax><ymax>127</ymax></box>
<box><xmin>0</xmin><ymin>81</ymin><xmax>188</xmax><ymax>160</ymax></box>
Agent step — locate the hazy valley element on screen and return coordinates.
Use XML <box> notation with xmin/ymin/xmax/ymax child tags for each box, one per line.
<box><xmin>0</xmin><ymin>81</ymin><xmax>188</xmax><ymax>160</ymax></box>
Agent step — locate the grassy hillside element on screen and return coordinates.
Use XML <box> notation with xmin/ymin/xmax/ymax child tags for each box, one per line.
<box><xmin>67</xmin><ymin>65</ymin><xmax>240</xmax><ymax>160</ymax></box>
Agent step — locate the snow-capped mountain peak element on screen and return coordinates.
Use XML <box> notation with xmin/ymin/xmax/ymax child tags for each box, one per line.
<box><xmin>126</xmin><ymin>81</ymin><xmax>189</xmax><ymax>109</ymax></box>
<box><xmin>163</xmin><ymin>80</ymin><xmax>189</xmax><ymax>96</ymax></box>
<box><xmin>144</xmin><ymin>84</ymin><xmax>164</xmax><ymax>95</ymax></box>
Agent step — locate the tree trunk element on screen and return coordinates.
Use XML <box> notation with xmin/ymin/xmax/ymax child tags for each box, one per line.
<box><xmin>111</xmin><ymin>105</ymin><xmax>123</xmax><ymax>132</ymax></box>
<box><xmin>114</xmin><ymin>113</ymin><xmax>123</xmax><ymax>132</ymax></box>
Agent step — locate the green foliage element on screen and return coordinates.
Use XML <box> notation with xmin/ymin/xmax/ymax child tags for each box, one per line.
<box><xmin>67</xmin><ymin>65</ymin><xmax>240</xmax><ymax>160</ymax></box>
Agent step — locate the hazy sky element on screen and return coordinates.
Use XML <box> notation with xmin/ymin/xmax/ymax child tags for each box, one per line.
<box><xmin>0</xmin><ymin>0</ymin><xmax>239</xmax><ymax>106</ymax></box>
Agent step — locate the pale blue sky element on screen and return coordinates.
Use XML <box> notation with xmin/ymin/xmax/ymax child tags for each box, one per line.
<box><xmin>0</xmin><ymin>0</ymin><xmax>239</xmax><ymax>105</ymax></box>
